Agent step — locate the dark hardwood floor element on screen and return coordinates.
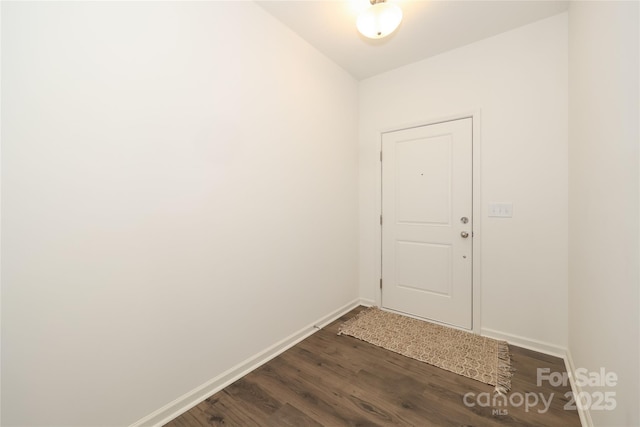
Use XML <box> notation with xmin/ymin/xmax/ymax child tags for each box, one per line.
<box><xmin>165</xmin><ymin>306</ymin><xmax>581</xmax><ymax>426</ymax></box>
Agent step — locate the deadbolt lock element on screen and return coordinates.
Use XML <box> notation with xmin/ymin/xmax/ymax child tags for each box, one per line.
<box><xmin>460</xmin><ymin>217</ymin><xmax>469</xmax><ymax>224</ymax></box>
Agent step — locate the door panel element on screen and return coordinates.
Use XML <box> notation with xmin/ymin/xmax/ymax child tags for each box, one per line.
<box><xmin>395</xmin><ymin>135</ymin><xmax>452</xmax><ymax>224</ymax></box>
<box><xmin>395</xmin><ymin>241</ymin><xmax>452</xmax><ymax>296</ymax></box>
<box><xmin>382</xmin><ymin>118</ymin><xmax>472</xmax><ymax>329</ymax></box>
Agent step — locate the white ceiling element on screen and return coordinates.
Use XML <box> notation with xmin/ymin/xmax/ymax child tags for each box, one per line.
<box><xmin>257</xmin><ymin>0</ymin><xmax>569</xmax><ymax>80</ymax></box>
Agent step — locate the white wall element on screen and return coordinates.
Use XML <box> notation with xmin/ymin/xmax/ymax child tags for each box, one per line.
<box><xmin>1</xmin><ymin>2</ymin><xmax>358</xmax><ymax>426</ymax></box>
<box><xmin>359</xmin><ymin>13</ymin><xmax>569</xmax><ymax>350</ymax></box>
<box><xmin>568</xmin><ymin>1</ymin><xmax>640</xmax><ymax>426</ymax></box>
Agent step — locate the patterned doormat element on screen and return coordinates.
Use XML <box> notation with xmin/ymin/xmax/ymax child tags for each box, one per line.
<box><xmin>338</xmin><ymin>307</ymin><xmax>512</xmax><ymax>393</ymax></box>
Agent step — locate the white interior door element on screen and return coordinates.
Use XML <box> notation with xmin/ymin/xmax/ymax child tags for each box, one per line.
<box><xmin>381</xmin><ymin>118</ymin><xmax>473</xmax><ymax>329</ymax></box>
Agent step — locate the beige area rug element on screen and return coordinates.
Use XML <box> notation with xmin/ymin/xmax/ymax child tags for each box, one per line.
<box><xmin>338</xmin><ymin>307</ymin><xmax>512</xmax><ymax>393</ymax></box>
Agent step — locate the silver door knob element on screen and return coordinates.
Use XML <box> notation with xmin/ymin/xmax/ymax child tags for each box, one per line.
<box><xmin>461</xmin><ymin>231</ymin><xmax>469</xmax><ymax>238</ymax></box>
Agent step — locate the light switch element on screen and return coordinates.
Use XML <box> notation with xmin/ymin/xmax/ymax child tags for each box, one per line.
<box><xmin>488</xmin><ymin>203</ymin><xmax>513</xmax><ymax>218</ymax></box>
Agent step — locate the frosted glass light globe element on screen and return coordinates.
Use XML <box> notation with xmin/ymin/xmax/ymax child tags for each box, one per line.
<box><xmin>356</xmin><ymin>2</ymin><xmax>403</xmax><ymax>39</ymax></box>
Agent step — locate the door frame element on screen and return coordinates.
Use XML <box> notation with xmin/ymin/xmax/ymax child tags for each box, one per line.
<box><xmin>375</xmin><ymin>111</ymin><xmax>482</xmax><ymax>334</ymax></box>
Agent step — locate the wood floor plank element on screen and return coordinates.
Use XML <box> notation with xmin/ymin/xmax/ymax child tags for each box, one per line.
<box><xmin>164</xmin><ymin>392</ymin><xmax>256</xmax><ymax>427</ymax></box>
<box><xmin>224</xmin><ymin>378</ymin><xmax>282</xmax><ymax>416</ymax></box>
<box><xmin>165</xmin><ymin>306</ymin><xmax>581</xmax><ymax>427</ymax></box>
<box><xmin>264</xmin><ymin>403</ymin><xmax>323</xmax><ymax>427</ymax></box>
<box><xmin>277</xmin><ymin>351</ymin><xmax>407</xmax><ymax>425</ymax></box>
<box><xmin>253</xmin><ymin>356</ymin><xmax>387</xmax><ymax>426</ymax></box>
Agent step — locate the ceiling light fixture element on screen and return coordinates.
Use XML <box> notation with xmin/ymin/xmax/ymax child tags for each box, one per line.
<box><xmin>356</xmin><ymin>0</ymin><xmax>403</xmax><ymax>40</ymax></box>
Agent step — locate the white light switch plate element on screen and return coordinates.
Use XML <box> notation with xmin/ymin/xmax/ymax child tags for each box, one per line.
<box><xmin>488</xmin><ymin>203</ymin><xmax>513</xmax><ymax>218</ymax></box>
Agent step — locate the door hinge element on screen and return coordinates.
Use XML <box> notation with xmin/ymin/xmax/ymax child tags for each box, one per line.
<box><xmin>380</xmin><ymin>215</ymin><xmax>383</xmax><ymax>225</ymax></box>
<box><xmin>379</xmin><ymin>278</ymin><xmax>383</xmax><ymax>289</ymax></box>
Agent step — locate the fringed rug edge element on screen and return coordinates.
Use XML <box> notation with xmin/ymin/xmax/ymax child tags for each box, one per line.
<box><xmin>495</xmin><ymin>340</ymin><xmax>514</xmax><ymax>394</ymax></box>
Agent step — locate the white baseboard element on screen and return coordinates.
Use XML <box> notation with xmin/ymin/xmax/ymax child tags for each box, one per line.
<box><xmin>359</xmin><ymin>297</ymin><xmax>375</xmax><ymax>307</ymax></box>
<box><xmin>129</xmin><ymin>298</ymin><xmax>366</xmax><ymax>427</ymax></box>
<box><xmin>481</xmin><ymin>328</ymin><xmax>566</xmax><ymax>358</ymax></box>
<box><xmin>564</xmin><ymin>349</ymin><xmax>593</xmax><ymax>427</ymax></box>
